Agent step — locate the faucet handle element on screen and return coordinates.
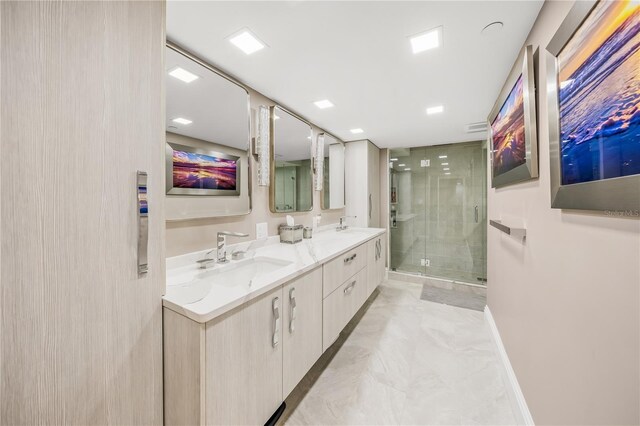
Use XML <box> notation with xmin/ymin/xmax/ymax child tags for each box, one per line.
<box><xmin>196</xmin><ymin>258</ymin><xmax>216</xmax><ymax>269</ymax></box>
<box><xmin>231</xmin><ymin>250</ymin><xmax>246</xmax><ymax>260</ymax></box>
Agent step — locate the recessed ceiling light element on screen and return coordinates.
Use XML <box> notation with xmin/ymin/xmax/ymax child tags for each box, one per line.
<box><xmin>274</xmin><ymin>115</ymin><xmax>280</xmax><ymax>120</ymax></box>
<box><xmin>307</xmin><ymin>136</ymin><xmax>312</xmax><ymax>139</ymax></box>
<box><xmin>168</xmin><ymin>67</ymin><xmax>199</xmax><ymax>83</ymax></box>
<box><xmin>404</xmin><ymin>168</ymin><xmax>411</xmax><ymax>171</ymax></box>
<box><xmin>314</xmin><ymin>99</ymin><xmax>334</xmax><ymax>109</ymax></box>
<box><xmin>439</xmin><ymin>155</ymin><xmax>447</xmax><ymax>159</ymax></box>
<box><xmin>409</xmin><ymin>26</ymin><xmax>443</xmax><ymax>54</ymax></box>
<box><xmin>390</xmin><ymin>158</ymin><xmax>398</xmax><ymax>161</ymax></box>
<box><xmin>443</xmin><ymin>168</ymin><xmax>450</xmax><ymax>171</ymax></box>
<box><xmin>350</xmin><ymin>128</ymin><xmax>364</xmax><ymax>134</ymax></box>
<box><xmin>427</xmin><ymin>105</ymin><xmax>444</xmax><ymax>115</ymax></box>
<box><xmin>441</xmin><ymin>162</ymin><xmax>449</xmax><ymax>166</ymax></box>
<box><xmin>445</xmin><ymin>172</ymin><xmax>451</xmax><ymax>175</ymax></box>
<box><xmin>398</xmin><ymin>163</ymin><xmax>406</xmax><ymax>167</ymax></box>
<box><xmin>229</xmin><ymin>29</ymin><xmax>266</xmax><ymax>55</ymax></box>
<box><xmin>172</xmin><ymin>117</ymin><xmax>192</xmax><ymax>125</ymax></box>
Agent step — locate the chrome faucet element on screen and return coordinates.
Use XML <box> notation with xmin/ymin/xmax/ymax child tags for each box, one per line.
<box><xmin>217</xmin><ymin>231</ymin><xmax>249</xmax><ymax>264</ymax></box>
<box><xmin>337</xmin><ymin>216</ymin><xmax>356</xmax><ymax>231</ymax></box>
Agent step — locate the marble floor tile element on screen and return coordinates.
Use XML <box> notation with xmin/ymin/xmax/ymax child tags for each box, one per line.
<box><xmin>282</xmin><ymin>279</ymin><xmax>517</xmax><ymax>426</ymax></box>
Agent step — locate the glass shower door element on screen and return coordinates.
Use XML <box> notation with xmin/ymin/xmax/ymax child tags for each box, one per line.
<box><xmin>390</xmin><ymin>141</ymin><xmax>487</xmax><ymax>285</ymax></box>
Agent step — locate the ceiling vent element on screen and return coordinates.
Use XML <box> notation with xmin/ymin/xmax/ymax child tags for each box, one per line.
<box><xmin>465</xmin><ymin>121</ymin><xmax>488</xmax><ymax>134</ymax></box>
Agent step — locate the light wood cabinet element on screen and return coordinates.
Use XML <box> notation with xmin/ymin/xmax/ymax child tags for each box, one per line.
<box><xmin>322</xmin><ymin>268</ymin><xmax>368</xmax><ymax>351</ymax></box>
<box><xmin>164</xmin><ymin>232</ymin><xmax>387</xmax><ymax>425</ymax></box>
<box><xmin>345</xmin><ymin>140</ymin><xmax>381</xmax><ymax>228</ymax></box>
<box><xmin>322</xmin><ymin>243</ymin><xmax>367</xmax><ymax>297</ymax></box>
<box><xmin>205</xmin><ymin>286</ymin><xmax>283</xmax><ymax>425</ymax></box>
<box><xmin>282</xmin><ymin>268</ymin><xmax>323</xmax><ymax>398</ymax></box>
<box><xmin>367</xmin><ymin>235</ymin><xmax>386</xmax><ymax>297</ymax></box>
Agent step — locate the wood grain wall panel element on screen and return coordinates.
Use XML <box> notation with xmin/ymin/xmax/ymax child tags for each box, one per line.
<box><xmin>1</xmin><ymin>1</ymin><xmax>165</xmax><ymax>424</ymax></box>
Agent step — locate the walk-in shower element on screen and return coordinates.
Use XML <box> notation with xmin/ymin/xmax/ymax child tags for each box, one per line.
<box><xmin>389</xmin><ymin>141</ymin><xmax>487</xmax><ymax>285</ymax></box>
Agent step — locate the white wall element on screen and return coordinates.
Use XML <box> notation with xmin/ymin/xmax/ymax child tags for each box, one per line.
<box><xmin>487</xmin><ymin>2</ymin><xmax>640</xmax><ymax>424</ymax></box>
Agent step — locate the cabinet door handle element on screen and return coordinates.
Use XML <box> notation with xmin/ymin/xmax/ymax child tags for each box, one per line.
<box><xmin>475</xmin><ymin>205</ymin><xmax>479</xmax><ymax>223</ymax></box>
<box><xmin>376</xmin><ymin>239</ymin><xmax>381</xmax><ymax>260</ymax></box>
<box><xmin>368</xmin><ymin>194</ymin><xmax>372</xmax><ymax>219</ymax></box>
<box><xmin>343</xmin><ymin>280</ymin><xmax>356</xmax><ymax>294</ymax></box>
<box><xmin>272</xmin><ymin>297</ymin><xmax>280</xmax><ymax>348</ymax></box>
<box><xmin>344</xmin><ymin>253</ymin><xmax>357</xmax><ymax>263</ymax></box>
<box><xmin>289</xmin><ymin>288</ymin><xmax>296</xmax><ymax>333</ymax></box>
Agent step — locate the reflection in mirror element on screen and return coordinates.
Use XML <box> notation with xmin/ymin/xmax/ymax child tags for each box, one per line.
<box><xmin>322</xmin><ymin>134</ymin><xmax>345</xmax><ymax>209</ymax></box>
<box><xmin>165</xmin><ymin>44</ymin><xmax>251</xmax><ymax>220</ymax></box>
<box><xmin>270</xmin><ymin>106</ymin><xmax>313</xmax><ymax>213</ymax></box>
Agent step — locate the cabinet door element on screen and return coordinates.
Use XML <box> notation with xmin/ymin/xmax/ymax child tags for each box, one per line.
<box><xmin>1</xmin><ymin>2</ymin><xmax>164</xmax><ymax>424</ymax></box>
<box><xmin>323</xmin><ymin>268</ymin><xmax>367</xmax><ymax>352</ymax></box>
<box><xmin>205</xmin><ymin>286</ymin><xmax>283</xmax><ymax>425</ymax></box>
<box><xmin>282</xmin><ymin>268</ymin><xmax>323</xmax><ymax>398</ymax></box>
<box><xmin>367</xmin><ymin>236</ymin><xmax>386</xmax><ymax>296</ymax></box>
<box><xmin>367</xmin><ymin>142</ymin><xmax>380</xmax><ymax>227</ymax></box>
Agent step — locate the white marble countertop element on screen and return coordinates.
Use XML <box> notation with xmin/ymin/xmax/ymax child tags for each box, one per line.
<box><xmin>163</xmin><ymin>226</ymin><xmax>386</xmax><ymax>323</ymax></box>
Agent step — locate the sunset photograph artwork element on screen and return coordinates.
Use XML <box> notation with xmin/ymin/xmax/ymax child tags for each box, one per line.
<box><xmin>558</xmin><ymin>0</ymin><xmax>640</xmax><ymax>185</ymax></box>
<box><xmin>491</xmin><ymin>74</ymin><xmax>526</xmax><ymax>177</ymax></box>
<box><xmin>172</xmin><ymin>149</ymin><xmax>237</xmax><ymax>191</ymax></box>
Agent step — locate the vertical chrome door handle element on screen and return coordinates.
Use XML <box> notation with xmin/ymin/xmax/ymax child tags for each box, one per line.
<box><xmin>475</xmin><ymin>205</ymin><xmax>479</xmax><ymax>223</ymax></box>
<box><xmin>272</xmin><ymin>297</ymin><xmax>280</xmax><ymax>348</ymax></box>
<box><xmin>289</xmin><ymin>288</ymin><xmax>297</xmax><ymax>333</ymax></box>
<box><xmin>368</xmin><ymin>194</ymin><xmax>372</xmax><ymax>219</ymax></box>
<box><xmin>137</xmin><ymin>171</ymin><xmax>148</xmax><ymax>275</ymax></box>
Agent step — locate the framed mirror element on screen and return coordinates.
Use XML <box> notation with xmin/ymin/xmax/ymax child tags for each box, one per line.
<box><xmin>165</xmin><ymin>43</ymin><xmax>251</xmax><ymax>220</ymax></box>
<box><xmin>321</xmin><ymin>133</ymin><xmax>345</xmax><ymax>210</ymax></box>
<box><xmin>270</xmin><ymin>106</ymin><xmax>313</xmax><ymax>213</ymax></box>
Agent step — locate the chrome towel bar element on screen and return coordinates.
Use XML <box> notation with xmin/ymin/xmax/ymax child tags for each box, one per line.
<box><xmin>489</xmin><ymin>220</ymin><xmax>526</xmax><ymax>238</ymax></box>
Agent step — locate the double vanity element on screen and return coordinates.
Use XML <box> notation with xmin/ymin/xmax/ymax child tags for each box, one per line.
<box><xmin>163</xmin><ymin>226</ymin><xmax>386</xmax><ymax>425</ymax></box>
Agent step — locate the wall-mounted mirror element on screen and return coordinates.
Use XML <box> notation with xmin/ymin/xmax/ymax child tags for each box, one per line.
<box><xmin>270</xmin><ymin>106</ymin><xmax>313</xmax><ymax>213</ymax></box>
<box><xmin>321</xmin><ymin>134</ymin><xmax>345</xmax><ymax>210</ymax></box>
<box><xmin>165</xmin><ymin>43</ymin><xmax>251</xmax><ymax>221</ymax></box>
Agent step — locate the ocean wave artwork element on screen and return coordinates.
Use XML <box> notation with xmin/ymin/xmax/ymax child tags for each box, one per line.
<box><xmin>491</xmin><ymin>75</ymin><xmax>526</xmax><ymax>177</ymax></box>
<box><xmin>172</xmin><ymin>149</ymin><xmax>237</xmax><ymax>190</ymax></box>
<box><xmin>558</xmin><ymin>0</ymin><xmax>640</xmax><ymax>185</ymax></box>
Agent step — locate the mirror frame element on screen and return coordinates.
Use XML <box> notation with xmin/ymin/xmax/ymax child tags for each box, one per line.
<box><xmin>320</xmin><ymin>132</ymin><xmax>346</xmax><ymax>210</ymax></box>
<box><xmin>165</xmin><ymin>41</ymin><xmax>253</xmax><ymax>219</ymax></box>
<box><xmin>269</xmin><ymin>105</ymin><xmax>314</xmax><ymax>213</ymax></box>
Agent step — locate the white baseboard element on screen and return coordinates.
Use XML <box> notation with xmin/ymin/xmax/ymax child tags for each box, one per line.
<box><xmin>484</xmin><ymin>306</ymin><xmax>535</xmax><ymax>426</ymax></box>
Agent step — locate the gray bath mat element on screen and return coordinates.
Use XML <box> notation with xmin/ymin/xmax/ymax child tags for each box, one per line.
<box><xmin>420</xmin><ymin>285</ymin><xmax>486</xmax><ymax>311</ymax></box>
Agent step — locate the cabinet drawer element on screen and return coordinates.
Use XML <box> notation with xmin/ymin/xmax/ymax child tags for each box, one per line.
<box><xmin>322</xmin><ymin>244</ymin><xmax>367</xmax><ymax>298</ymax></box>
<box><xmin>322</xmin><ymin>268</ymin><xmax>368</xmax><ymax>352</ymax></box>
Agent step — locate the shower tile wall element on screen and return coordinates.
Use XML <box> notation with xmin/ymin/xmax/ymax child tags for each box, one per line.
<box><xmin>390</xmin><ymin>142</ymin><xmax>487</xmax><ymax>284</ymax></box>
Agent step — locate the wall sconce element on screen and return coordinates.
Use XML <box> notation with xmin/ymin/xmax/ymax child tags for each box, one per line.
<box><xmin>314</xmin><ymin>133</ymin><xmax>325</xmax><ymax>191</ymax></box>
<box><xmin>255</xmin><ymin>105</ymin><xmax>270</xmax><ymax>186</ymax></box>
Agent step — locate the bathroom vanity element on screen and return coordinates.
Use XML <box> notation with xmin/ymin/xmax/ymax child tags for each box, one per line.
<box><xmin>163</xmin><ymin>227</ymin><xmax>386</xmax><ymax>425</ymax></box>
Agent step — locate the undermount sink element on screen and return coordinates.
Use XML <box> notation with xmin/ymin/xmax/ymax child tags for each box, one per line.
<box><xmin>166</xmin><ymin>256</ymin><xmax>293</xmax><ymax>305</ymax></box>
<box><xmin>201</xmin><ymin>256</ymin><xmax>292</xmax><ymax>286</ymax></box>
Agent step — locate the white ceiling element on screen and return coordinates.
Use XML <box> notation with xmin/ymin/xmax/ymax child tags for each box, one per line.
<box><xmin>167</xmin><ymin>1</ymin><xmax>543</xmax><ymax>149</ymax></box>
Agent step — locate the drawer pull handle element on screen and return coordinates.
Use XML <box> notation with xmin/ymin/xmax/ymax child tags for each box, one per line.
<box><xmin>344</xmin><ymin>253</ymin><xmax>357</xmax><ymax>263</ymax></box>
<box><xmin>344</xmin><ymin>280</ymin><xmax>356</xmax><ymax>294</ymax></box>
<box><xmin>289</xmin><ymin>287</ymin><xmax>296</xmax><ymax>333</ymax></box>
<box><xmin>272</xmin><ymin>297</ymin><xmax>280</xmax><ymax>348</ymax></box>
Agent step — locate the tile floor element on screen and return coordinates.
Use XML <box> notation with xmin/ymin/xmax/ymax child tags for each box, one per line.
<box><xmin>281</xmin><ymin>279</ymin><xmax>517</xmax><ymax>425</ymax></box>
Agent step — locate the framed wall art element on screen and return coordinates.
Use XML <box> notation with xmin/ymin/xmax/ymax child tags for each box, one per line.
<box><xmin>547</xmin><ymin>0</ymin><xmax>640</xmax><ymax>210</ymax></box>
<box><xmin>488</xmin><ymin>44</ymin><xmax>539</xmax><ymax>188</ymax></box>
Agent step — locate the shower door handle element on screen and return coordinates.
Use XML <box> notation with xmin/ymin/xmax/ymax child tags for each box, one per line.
<box><xmin>474</xmin><ymin>205</ymin><xmax>479</xmax><ymax>223</ymax></box>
